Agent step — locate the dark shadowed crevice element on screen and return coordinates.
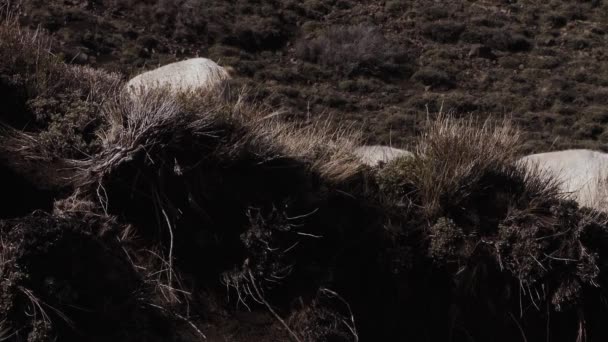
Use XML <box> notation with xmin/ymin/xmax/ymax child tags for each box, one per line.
<box><xmin>0</xmin><ymin>163</ymin><xmax>54</xmax><ymax>218</ymax></box>
<box><xmin>0</xmin><ymin>75</ymin><xmax>33</xmax><ymax>130</ymax></box>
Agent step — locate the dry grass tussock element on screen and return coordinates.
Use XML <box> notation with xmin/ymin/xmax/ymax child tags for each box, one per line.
<box><xmin>74</xmin><ymin>86</ymin><xmax>362</xmax><ymax>190</ymax></box>
<box><xmin>385</xmin><ymin>114</ymin><xmax>563</xmax><ymax>217</ymax></box>
<box><xmin>0</xmin><ymin>7</ymin><xmax>121</xmax><ymax>100</ymax></box>
<box><xmin>0</xmin><ymin>319</ymin><xmax>12</xmax><ymax>341</ymax></box>
<box><xmin>0</xmin><ymin>5</ymin><xmax>55</xmax><ymax>90</ymax></box>
<box><xmin>239</xmin><ymin>116</ymin><xmax>363</xmax><ymax>182</ymax></box>
<box><xmin>0</xmin><ymin>7</ymin><xmax>122</xmax><ymax>163</ymax></box>
<box><xmin>184</xmin><ymin>90</ymin><xmax>364</xmax><ymax>183</ymax></box>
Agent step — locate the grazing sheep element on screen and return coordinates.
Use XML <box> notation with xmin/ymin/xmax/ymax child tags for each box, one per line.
<box><xmin>125</xmin><ymin>58</ymin><xmax>230</xmax><ymax>96</ymax></box>
<box><xmin>354</xmin><ymin>145</ymin><xmax>413</xmax><ymax>166</ymax></box>
<box><xmin>519</xmin><ymin>149</ymin><xmax>608</xmax><ymax>210</ymax></box>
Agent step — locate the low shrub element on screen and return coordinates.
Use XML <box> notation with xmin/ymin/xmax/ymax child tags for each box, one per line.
<box><xmin>378</xmin><ymin>115</ymin><xmax>527</xmax><ymax>217</ymax></box>
<box><xmin>295</xmin><ymin>24</ymin><xmax>411</xmax><ymax>77</ymax></box>
<box><xmin>411</xmin><ymin>67</ymin><xmax>454</xmax><ymax>89</ymax></box>
<box><xmin>462</xmin><ymin>27</ymin><xmax>533</xmax><ymax>52</ymax></box>
<box><xmin>421</xmin><ymin>21</ymin><xmax>465</xmax><ymax>43</ymax></box>
<box><xmin>0</xmin><ymin>12</ymin><xmax>122</xmax><ymax>159</ymax></box>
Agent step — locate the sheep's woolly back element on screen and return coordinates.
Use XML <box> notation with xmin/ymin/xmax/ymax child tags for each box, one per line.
<box><xmin>125</xmin><ymin>58</ymin><xmax>230</xmax><ymax>96</ymax></box>
<box><xmin>520</xmin><ymin>149</ymin><xmax>608</xmax><ymax>211</ymax></box>
<box><xmin>353</xmin><ymin>145</ymin><xmax>413</xmax><ymax>166</ymax></box>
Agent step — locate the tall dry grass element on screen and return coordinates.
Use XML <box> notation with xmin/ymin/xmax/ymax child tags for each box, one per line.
<box><xmin>239</xmin><ymin>117</ymin><xmax>362</xmax><ymax>182</ymax></box>
<box><xmin>0</xmin><ymin>2</ymin><xmax>55</xmax><ymax>93</ymax></box>
<box><xmin>0</xmin><ymin>4</ymin><xmax>122</xmax><ymax>184</ymax></box>
<box><xmin>77</xmin><ymin>86</ymin><xmax>363</xmax><ymax>190</ymax></box>
<box><xmin>413</xmin><ymin>114</ymin><xmax>521</xmax><ymax>215</ymax></box>
<box><xmin>377</xmin><ymin>114</ymin><xmax>564</xmax><ymax>217</ymax></box>
<box><xmin>0</xmin><ymin>4</ymin><xmax>120</xmax><ymax>101</ymax></box>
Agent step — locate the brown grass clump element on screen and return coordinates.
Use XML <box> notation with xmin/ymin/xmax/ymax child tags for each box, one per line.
<box><xmin>0</xmin><ymin>7</ymin><xmax>122</xmax><ymax>161</ymax></box>
<box><xmin>74</xmin><ymin>87</ymin><xmax>362</xmax><ymax>192</ymax></box>
<box><xmin>0</xmin><ymin>8</ymin><xmax>121</xmax><ymax>207</ymax></box>
<box><xmin>288</xmin><ymin>288</ymin><xmax>359</xmax><ymax>342</ymax></box>
<box><xmin>238</xmin><ymin>117</ymin><xmax>362</xmax><ymax>182</ymax></box>
<box><xmin>295</xmin><ymin>24</ymin><xmax>411</xmax><ymax>77</ymax></box>
<box><xmin>378</xmin><ymin>114</ymin><xmax>526</xmax><ymax>216</ymax></box>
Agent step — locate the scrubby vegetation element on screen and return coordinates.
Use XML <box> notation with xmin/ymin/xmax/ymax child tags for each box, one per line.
<box><xmin>0</xmin><ymin>11</ymin><xmax>121</xmax><ymax>158</ymax></box>
<box><xmin>294</xmin><ymin>24</ymin><xmax>410</xmax><ymax>77</ymax></box>
<box><xmin>8</xmin><ymin>0</ymin><xmax>608</xmax><ymax>153</ymax></box>
<box><xmin>3</xmin><ymin>7</ymin><xmax>608</xmax><ymax>341</ymax></box>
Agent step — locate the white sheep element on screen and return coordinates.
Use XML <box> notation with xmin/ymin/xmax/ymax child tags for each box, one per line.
<box><xmin>354</xmin><ymin>145</ymin><xmax>413</xmax><ymax>167</ymax></box>
<box><xmin>125</xmin><ymin>58</ymin><xmax>230</xmax><ymax>96</ymax></box>
<box><xmin>519</xmin><ymin>149</ymin><xmax>608</xmax><ymax>211</ymax></box>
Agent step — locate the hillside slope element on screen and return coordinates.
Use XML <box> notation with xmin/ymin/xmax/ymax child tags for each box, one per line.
<box><xmin>14</xmin><ymin>0</ymin><xmax>608</xmax><ymax>152</ymax></box>
<box><xmin>4</xmin><ymin>2</ymin><xmax>608</xmax><ymax>342</ymax></box>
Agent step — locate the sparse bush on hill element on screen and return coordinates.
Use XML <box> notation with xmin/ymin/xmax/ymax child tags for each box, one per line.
<box><xmin>421</xmin><ymin>21</ymin><xmax>465</xmax><ymax>43</ymax></box>
<box><xmin>295</xmin><ymin>24</ymin><xmax>411</xmax><ymax>77</ymax></box>
<box><xmin>461</xmin><ymin>27</ymin><xmax>533</xmax><ymax>52</ymax></box>
<box><xmin>0</xmin><ymin>11</ymin><xmax>122</xmax><ymax>160</ymax></box>
<box><xmin>384</xmin><ymin>0</ymin><xmax>407</xmax><ymax>13</ymax></box>
<box><xmin>411</xmin><ymin>67</ymin><xmax>454</xmax><ymax>89</ymax></box>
